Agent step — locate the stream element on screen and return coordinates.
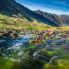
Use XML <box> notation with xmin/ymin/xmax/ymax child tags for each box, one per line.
<box><xmin>0</xmin><ymin>34</ymin><xmax>35</xmax><ymax>60</ymax></box>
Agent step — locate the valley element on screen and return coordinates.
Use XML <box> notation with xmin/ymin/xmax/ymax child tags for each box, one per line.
<box><xmin>0</xmin><ymin>0</ymin><xmax>69</xmax><ymax>69</ymax></box>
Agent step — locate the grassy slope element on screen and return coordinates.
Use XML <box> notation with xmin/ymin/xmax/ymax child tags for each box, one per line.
<box><xmin>0</xmin><ymin>14</ymin><xmax>51</xmax><ymax>31</ymax></box>
<box><xmin>0</xmin><ymin>14</ymin><xmax>69</xmax><ymax>32</ymax></box>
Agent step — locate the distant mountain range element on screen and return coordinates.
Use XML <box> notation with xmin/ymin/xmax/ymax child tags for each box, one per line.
<box><xmin>35</xmin><ymin>10</ymin><xmax>69</xmax><ymax>26</ymax></box>
<box><xmin>0</xmin><ymin>0</ymin><xmax>69</xmax><ymax>27</ymax></box>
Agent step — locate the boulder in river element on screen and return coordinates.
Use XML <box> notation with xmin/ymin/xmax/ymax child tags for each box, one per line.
<box><xmin>2</xmin><ymin>30</ymin><xmax>18</xmax><ymax>38</ymax></box>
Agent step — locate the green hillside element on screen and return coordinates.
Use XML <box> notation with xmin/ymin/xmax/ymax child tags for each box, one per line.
<box><xmin>0</xmin><ymin>13</ymin><xmax>51</xmax><ymax>31</ymax></box>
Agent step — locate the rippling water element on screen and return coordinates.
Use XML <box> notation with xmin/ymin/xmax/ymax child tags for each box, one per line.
<box><xmin>0</xmin><ymin>34</ymin><xmax>34</xmax><ymax>47</ymax></box>
<box><xmin>0</xmin><ymin>34</ymin><xmax>34</xmax><ymax>60</ymax></box>
<box><xmin>0</xmin><ymin>34</ymin><xmax>68</xmax><ymax>62</ymax></box>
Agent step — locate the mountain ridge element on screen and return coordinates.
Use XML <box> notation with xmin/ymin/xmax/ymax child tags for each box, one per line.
<box><xmin>0</xmin><ymin>0</ymin><xmax>60</xmax><ymax>26</ymax></box>
<box><xmin>35</xmin><ymin>10</ymin><xmax>69</xmax><ymax>26</ymax></box>
<box><xmin>0</xmin><ymin>0</ymin><xmax>69</xmax><ymax>27</ymax></box>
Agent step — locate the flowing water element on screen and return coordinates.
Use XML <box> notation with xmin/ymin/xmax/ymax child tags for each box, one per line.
<box><xmin>0</xmin><ymin>34</ymin><xmax>35</xmax><ymax>61</ymax></box>
<box><xmin>0</xmin><ymin>34</ymin><xmax>68</xmax><ymax>62</ymax></box>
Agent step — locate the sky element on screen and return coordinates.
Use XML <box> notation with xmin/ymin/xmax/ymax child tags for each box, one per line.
<box><xmin>16</xmin><ymin>0</ymin><xmax>69</xmax><ymax>15</ymax></box>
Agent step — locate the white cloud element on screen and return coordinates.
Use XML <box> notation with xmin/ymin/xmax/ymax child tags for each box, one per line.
<box><xmin>16</xmin><ymin>0</ymin><xmax>69</xmax><ymax>15</ymax></box>
<box><xmin>23</xmin><ymin>4</ymin><xmax>69</xmax><ymax>15</ymax></box>
<box><xmin>43</xmin><ymin>8</ymin><xmax>69</xmax><ymax>15</ymax></box>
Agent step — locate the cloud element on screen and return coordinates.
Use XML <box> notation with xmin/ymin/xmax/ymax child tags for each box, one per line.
<box><xmin>16</xmin><ymin>0</ymin><xmax>69</xmax><ymax>15</ymax></box>
<box><xmin>44</xmin><ymin>8</ymin><xmax>69</xmax><ymax>15</ymax></box>
<box><xmin>23</xmin><ymin>4</ymin><xmax>69</xmax><ymax>15</ymax></box>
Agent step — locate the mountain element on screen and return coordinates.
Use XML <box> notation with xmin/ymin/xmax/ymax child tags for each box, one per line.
<box><xmin>0</xmin><ymin>0</ymin><xmax>69</xmax><ymax>27</ymax></box>
<box><xmin>0</xmin><ymin>0</ymin><xmax>61</xmax><ymax>27</ymax></box>
<box><xmin>35</xmin><ymin>10</ymin><xmax>69</xmax><ymax>26</ymax></box>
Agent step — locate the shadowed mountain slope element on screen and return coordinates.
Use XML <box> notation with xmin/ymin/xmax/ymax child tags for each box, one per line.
<box><xmin>0</xmin><ymin>0</ymin><xmax>69</xmax><ymax>27</ymax></box>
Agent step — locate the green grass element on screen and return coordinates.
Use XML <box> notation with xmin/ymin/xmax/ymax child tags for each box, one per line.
<box><xmin>0</xmin><ymin>56</ymin><xmax>14</xmax><ymax>69</ymax></box>
<box><xmin>0</xmin><ymin>14</ymin><xmax>51</xmax><ymax>31</ymax></box>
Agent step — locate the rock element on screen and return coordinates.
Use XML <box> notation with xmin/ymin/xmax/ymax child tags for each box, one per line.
<box><xmin>2</xmin><ymin>30</ymin><xmax>18</xmax><ymax>38</ymax></box>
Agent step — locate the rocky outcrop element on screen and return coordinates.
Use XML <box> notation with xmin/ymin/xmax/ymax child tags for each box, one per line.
<box><xmin>2</xmin><ymin>30</ymin><xmax>18</xmax><ymax>38</ymax></box>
